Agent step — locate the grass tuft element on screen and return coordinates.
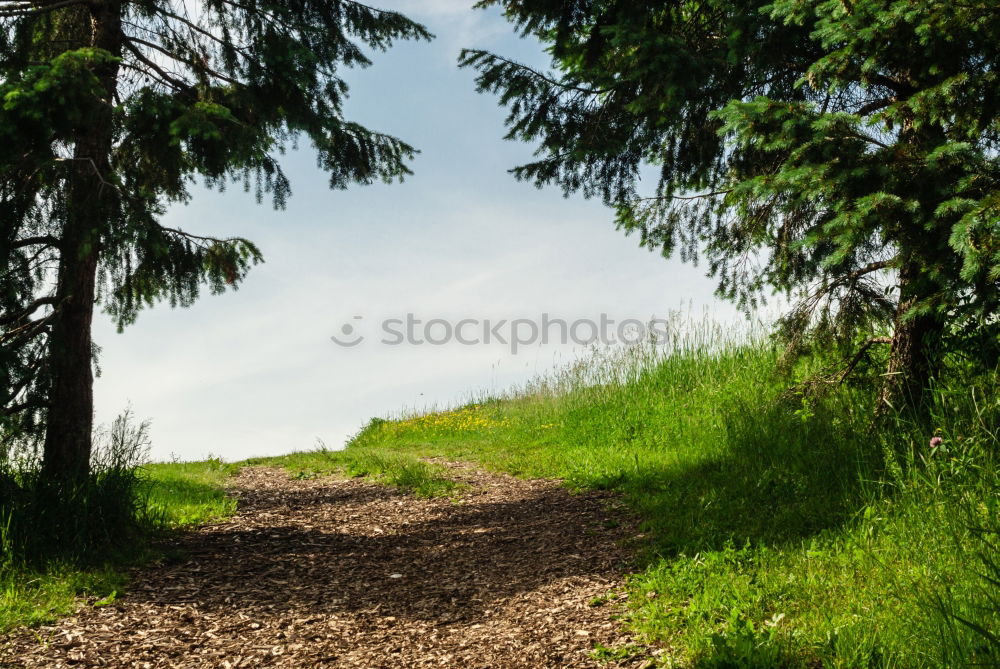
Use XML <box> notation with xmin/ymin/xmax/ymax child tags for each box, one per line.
<box><xmin>0</xmin><ymin>419</ymin><xmax>241</xmax><ymax>633</ymax></box>
<box><xmin>244</xmin><ymin>443</ymin><xmax>461</xmax><ymax>498</ymax></box>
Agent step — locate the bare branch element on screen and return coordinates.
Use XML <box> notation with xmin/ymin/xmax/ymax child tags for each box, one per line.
<box><xmin>0</xmin><ymin>313</ymin><xmax>54</xmax><ymax>351</ymax></box>
<box><xmin>125</xmin><ymin>35</ymin><xmax>241</xmax><ymax>86</ymax></box>
<box><xmin>10</xmin><ymin>235</ymin><xmax>59</xmax><ymax>250</ymax></box>
<box><xmin>847</xmin><ymin>130</ymin><xmax>892</xmax><ymax>150</ymax></box>
<box><xmin>157</xmin><ymin>224</ymin><xmax>248</xmax><ymax>249</ymax></box>
<box><xmin>839</xmin><ymin>336</ymin><xmax>892</xmax><ymax>383</ymax></box>
<box><xmin>154</xmin><ymin>8</ymin><xmax>252</xmax><ymax>60</ymax></box>
<box><xmin>3</xmin><ymin>344</ymin><xmax>47</xmax><ymax>412</ymax></box>
<box><xmin>637</xmin><ymin>189</ymin><xmax>732</xmax><ymax>202</ymax></box>
<box><xmin>809</xmin><ymin>260</ymin><xmax>893</xmax><ymax>302</ymax></box>
<box><xmin>864</xmin><ymin>73</ymin><xmax>914</xmax><ymax>97</ymax></box>
<box><xmin>120</xmin><ymin>42</ymin><xmax>194</xmax><ymax>93</ymax></box>
<box><xmin>856</xmin><ymin>97</ymin><xmax>895</xmax><ymax>117</ymax></box>
<box><xmin>0</xmin><ymin>296</ymin><xmax>57</xmax><ymax>327</ymax></box>
<box><xmin>2</xmin><ymin>401</ymin><xmax>34</xmax><ymax>416</ymax></box>
<box><xmin>119</xmin><ymin>62</ymin><xmax>189</xmax><ymax>94</ymax></box>
<box><xmin>215</xmin><ymin>0</ymin><xmax>286</xmax><ymax>29</ymax></box>
<box><xmin>53</xmin><ymin>156</ymin><xmax>121</xmax><ymax>194</ymax></box>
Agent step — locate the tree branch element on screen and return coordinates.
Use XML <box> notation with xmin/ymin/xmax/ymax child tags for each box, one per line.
<box><xmin>53</xmin><ymin>156</ymin><xmax>121</xmax><ymax>194</ymax></box>
<box><xmin>3</xmin><ymin>344</ymin><xmax>47</xmax><ymax>412</ymax></box>
<box><xmin>0</xmin><ymin>296</ymin><xmax>57</xmax><ymax>327</ymax></box>
<box><xmin>856</xmin><ymin>97</ymin><xmax>895</xmax><ymax>117</ymax></box>
<box><xmin>808</xmin><ymin>260</ymin><xmax>893</xmax><ymax>302</ymax></box>
<box><xmin>125</xmin><ymin>35</ymin><xmax>241</xmax><ymax>86</ymax></box>
<box><xmin>847</xmin><ymin>130</ymin><xmax>892</xmax><ymax>150</ymax></box>
<box><xmin>0</xmin><ymin>0</ymin><xmax>87</xmax><ymax>18</ymax></box>
<box><xmin>0</xmin><ymin>313</ymin><xmax>54</xmax><ymax>351</ymax></box>
<box><xmin>157</xmin><ymin>224</ymin><xmax>247</xmax><ymax>248</ymax></box>
<box><xmin>119</xmin><ymin>47</ymin><xmax>193</xmax><ymax>94</ymax></box>
<box><xmin>119</xmin><ymin>61</ymin><xmax>189</xmax><ymax>94</ymax></box>
<box><xmin>153</xmin><ymin>8</ymin><xmax>252</xmax><ymax>60</ymax></box>
<box><xmin>637</xmin><ymin>189</ymin><xmax>732</xmax><ymax>202</ymax></box>
<box><xmin>216</xmin><ymin>0</ymin><xmax>284</xmax><ymax>28</ymax></box>
<box><xmin>840</xmin><ymin>259</ymin><xmax>893</xmax><ymax>285</ymax></box>
<box><xmin>860</xmin><ymin>72</ymin><xmax>914</xmax><ymax>97</ymax></box>
<box><xmin>839</xmin><ymin>336</ymin><xmax>892</xmax><ymax>383</ymax></box>
<box><xmin>2</xmin><ymin>401</ymin><xmax>34</xmax><ymax>416</ymax></box>
<box><xmin>10</xmin><ymin>235</ymin><xmax>59</xmax><ymax>250</ymax></box>
<box><xmin>462</xmin><ymin>50</ymin><xmax>609</xmax><ymax>96</ymax></box>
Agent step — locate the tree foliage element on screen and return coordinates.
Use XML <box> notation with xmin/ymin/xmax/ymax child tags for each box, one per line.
<box><xmin>462</xmin><ymin>0</ymin><xmax>1000</xmax><ymax>400</ymax></box>
<box><xmin>0</xmin><ymin>0</ymin><xmax>430</xmax><ymax>473</ymax></box>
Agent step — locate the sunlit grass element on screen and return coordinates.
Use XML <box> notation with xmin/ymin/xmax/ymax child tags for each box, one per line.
<box><xmin>243</xmin><ymin>446</ymin><xmax>461</xmax><ymax>498</ymax></box>
<box><xmin>0</xmin><ymin>458</ymin><xmax>241</xmax><ymax>633</ymax></box>
<box><xmin>143</xmin><ymin>458</ymin><xmax>241</xmax><ymax>527</ymax></box>
<box><xmin>341</xmin><ymin>325</ymin><xmax>1000</xmax><ymax>667</ymax></box>
<box><xmin>4</xmin><ymin>318</ymin><xmax>998</xmax><ymax>667</ymax></box>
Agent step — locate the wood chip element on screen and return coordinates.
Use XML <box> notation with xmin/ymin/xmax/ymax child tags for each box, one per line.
<box><xmin>1</xmin><ymin>463</ymin><xmax>652</xmax><ymax>667</ymax></box>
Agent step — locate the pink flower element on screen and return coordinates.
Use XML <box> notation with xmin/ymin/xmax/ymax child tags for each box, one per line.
<box><xmin>930</xmin><ymin>436</ymin><xmax>943</xmax><ymax>448</ymax></box>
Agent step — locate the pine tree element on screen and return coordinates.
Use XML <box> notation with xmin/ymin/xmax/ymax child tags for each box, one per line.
<box><xmin>462</xmin><ymin>0</ymin><xmax>1000</xmax><ymax>409</ymax></box>
<box><xmin>0</xmin><ymin>0</ymin><xmax>430</xmax><ymax>483</ymax></box>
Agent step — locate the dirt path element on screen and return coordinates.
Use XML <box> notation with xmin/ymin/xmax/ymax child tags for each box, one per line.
<box><xmin>3</xmin><ymin>464</ymin><xmax>649</xmax><ymax>668</ymax></box>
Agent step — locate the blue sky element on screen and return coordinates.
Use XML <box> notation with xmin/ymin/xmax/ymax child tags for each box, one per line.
<box><xmin>92</xmin><ymin>1</ymin><xmax>739</xmax><ymax>462</ymax></box>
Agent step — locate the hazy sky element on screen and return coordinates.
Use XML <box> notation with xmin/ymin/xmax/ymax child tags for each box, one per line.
<box><xmin>92</xmin><ymin>0</ymin><xmax>739</xmax><ymax>462</ymax></box>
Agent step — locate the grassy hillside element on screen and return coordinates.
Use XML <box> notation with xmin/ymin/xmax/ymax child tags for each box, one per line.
<box><xmin>4</xmin><ymin>328</ymin><xmax>998</xmax><ymax>667</ymax></box>
<box><xmin>318</xmin><ymin>334</ymin><xmax>999</xmax><ymax>667</ymax></box>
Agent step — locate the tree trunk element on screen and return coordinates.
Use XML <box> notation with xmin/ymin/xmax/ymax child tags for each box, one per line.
<box><xmin>41</xmin><ymin>2</ymin><xmax>122</xmax><ymax>484</ymax></box>
<box><xmin>41</xmin><ymin>223</ymin><xmax>99</xmax><ymax>482</ymax></box>
<box><xmin>879</xmin><ymin>259</ymin><xmax>942</xmax><ymax>413</ymax></box>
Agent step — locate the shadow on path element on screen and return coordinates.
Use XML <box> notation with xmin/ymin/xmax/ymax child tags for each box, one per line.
<box><xmin>4</xmin><ymin>466</ymin><xmax>645</xmax><ymax>668</ymax></box>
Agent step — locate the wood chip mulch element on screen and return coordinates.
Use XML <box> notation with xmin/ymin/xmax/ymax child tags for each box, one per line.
<box><xmin>2</xmin><ymin>463</ymin><xmax>654</xmax><ymax>668</ymax></box>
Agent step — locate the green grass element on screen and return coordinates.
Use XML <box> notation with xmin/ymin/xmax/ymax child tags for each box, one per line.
<box><xmin>4</xmin><ymin>325</ymin><xmax>998</xmax><ymax>667</ymax></box>
<box><xmin>243</xmin><ymin>445</ymin><xmax>461</xmax><ymax>497</ymax></box>
<box><xmin>336</xmin><ymin>334</ymin><xmax>1000</xmax><ymax>667</ymax></box>
<box><xmin>0</xmin><ymin>438</ymin><xmax>460</xmax><ymax>633</ymax></box>
<box><xmin>0</xmin><ymin>457</ymin><xmax>241</xmax><ymax>633</ymax></box>
<box><xmin>143</xmin><ymin>457</ymin><xmax>241</xmax><ymax>527</ymax></box>
<box><xmin>0</xmin><ymin>564</ymin><xmax>129</xmax><ymax>632</ymax></box>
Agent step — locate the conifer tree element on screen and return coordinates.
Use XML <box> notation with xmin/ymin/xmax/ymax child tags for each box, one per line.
<box><xmin>462</xmin><ymin>0</ymin><xmax>1000</xmax><ymax>408</ymax></box>
<box><xmin>0</xmin><ymin>0</ymin><xmax>430</xmax><ymax>482</ymax></box>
